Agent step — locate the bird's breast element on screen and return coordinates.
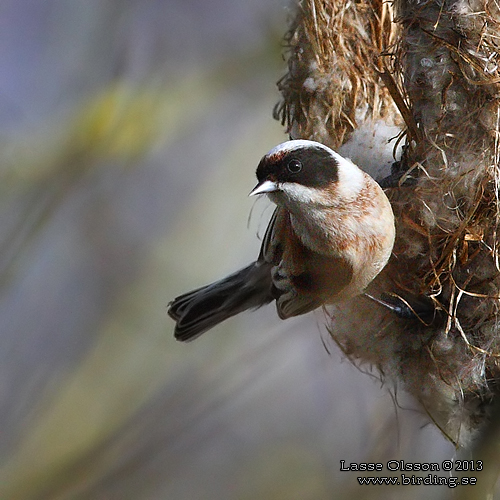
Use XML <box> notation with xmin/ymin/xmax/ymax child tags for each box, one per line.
<box><xmin>288</xmin><ymin>207</ymin><xmax>352</xmax><ymax>257</ymax></box>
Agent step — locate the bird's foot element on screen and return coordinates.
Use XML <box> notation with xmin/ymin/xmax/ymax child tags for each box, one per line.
<box><xmin>364</xmin><ymin>291</ymin><xmax>439</xmax><ymax>325</ymax></box>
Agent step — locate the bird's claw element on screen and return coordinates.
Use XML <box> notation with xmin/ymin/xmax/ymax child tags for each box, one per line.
<box><xmin>364</xmin><ymin>291</ymin><xmax>439</xmax><ymax>325</ymax></box>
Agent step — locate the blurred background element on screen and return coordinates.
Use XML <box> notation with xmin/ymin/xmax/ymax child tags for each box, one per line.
<box><xmin>0</xmin><ymin>1</ymin><xmax>457</xmax><ymax>499</ymax></box>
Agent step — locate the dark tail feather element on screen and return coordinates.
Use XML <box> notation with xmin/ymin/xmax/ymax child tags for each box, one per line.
<box><xmin>168</xmin><ymin>262</ymin><xmax>273</xmax><ymax>342</ymax></box>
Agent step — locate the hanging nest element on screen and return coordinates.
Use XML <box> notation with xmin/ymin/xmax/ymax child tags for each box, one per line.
<box><xmin>274</xmin><ymin>0</ymin><xmax>398</xmax><ymax>147</ymax></box>
<box><xmin>276</xmin><ymin>0</ymin><xmax>500</xmax><ymax>447</ymax></box>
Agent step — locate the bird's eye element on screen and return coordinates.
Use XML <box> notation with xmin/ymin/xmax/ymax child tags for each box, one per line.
<box><xmin>287</xmin><ymin>159</ymin><xmax>302</xmax><ymax>173</ymax></box>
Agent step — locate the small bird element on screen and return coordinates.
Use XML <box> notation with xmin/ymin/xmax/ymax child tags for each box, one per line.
<box><xmin>168</xmin><ymin>140</ymin><xmax>395</xmax><ymax>341</ymax></box>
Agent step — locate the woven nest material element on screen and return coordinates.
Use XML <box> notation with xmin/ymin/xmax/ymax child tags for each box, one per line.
<box><xmin>276</xmin><ymin>0</ymin><xmax>500</xmax><ymax>447</ymax></box>
<box><xmin>274</xmin><ymin>0</ymin><xmax>399</xmax><ymax>147</ymax></box>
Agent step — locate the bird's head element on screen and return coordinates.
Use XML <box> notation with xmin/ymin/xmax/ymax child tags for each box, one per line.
<box><xmin>250</xmin><ymin>140</ymin><xmax>365</xmax><ymax>207</ymax></box>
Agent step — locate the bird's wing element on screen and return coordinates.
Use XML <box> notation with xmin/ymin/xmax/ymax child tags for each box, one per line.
<box><xmin>275</xmin><ymin>251</ymin><xmax>353</xmax><ymax>319</ymax></box>
<box><xmin>258</xmin><ymin>207</ymin><xmax>353</xmax><ymax>318</ymax></box>
<box><xmin>257</xmin><ymin>207</ymin><xmax>284</xmax><ymax>264</ymax></box>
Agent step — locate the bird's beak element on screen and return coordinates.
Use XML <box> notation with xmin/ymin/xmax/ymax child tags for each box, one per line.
<box><xmin>249</xmin><ymin>180</ymin><xmax>279</xmax><ymax>197</ymax></box>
